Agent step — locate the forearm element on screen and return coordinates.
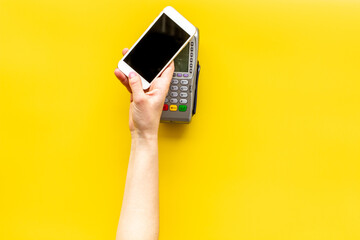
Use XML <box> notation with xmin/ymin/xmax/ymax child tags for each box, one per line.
<box><xmin>116</xmin><ymin>135</ymin><xmax>159</xmax><ymax>240</ymax></box>
<box><xmin>114</xmin><ymin>57</ymin><xmax>173</xmax><ymax>240</ymax></box>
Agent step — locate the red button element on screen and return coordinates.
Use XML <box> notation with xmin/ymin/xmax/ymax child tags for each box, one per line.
<box><xmin>163</xmin><ymin>104</ymin><xmax>168</xmax><ymax>111</ymax></box>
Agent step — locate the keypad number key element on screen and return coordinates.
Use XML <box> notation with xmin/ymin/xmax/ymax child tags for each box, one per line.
<box><xmin>180</xmin><ymin>99</ymin><xmax>187</xmax><ymax>104</ymax></box>
<box><xmin>170</xmin><ymin>98</ymin><xmax>178</xmax><ymax>104</ymax></box>
<box><xmin>180</xmin><ymin>92</ymin><xmax>188</xmax><ymax>98</ymax></box>
<box><xmin>180</xmin><ymin>80</ymin><xmax>188</xmax><ymax>85</ymax></box>
<box><xmin>170</xmin><ymin>92</ymin><xmax>178</xmax><ymax>97</ymax></box>
<box><xmin>170</xmin><ymin>85</ymin><xmax>178</xmax><ymax>91</ymax></box>
<box><xmin>180</xmin><ymin>86</ymin><xmax>188</xmax><ymax>92</ymax></box>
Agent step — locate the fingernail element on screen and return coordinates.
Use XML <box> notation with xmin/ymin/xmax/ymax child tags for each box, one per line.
<box><xmin>129</xmin><ymin>72</ymin><xmax>136</xmax><ymax>78</ymax></box>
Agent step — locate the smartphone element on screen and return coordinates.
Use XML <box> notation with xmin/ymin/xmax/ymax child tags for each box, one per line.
<box><xmin>117</xmin><ymin>6</ymin><xmax>196</xmax><ymax>89</ymax></box>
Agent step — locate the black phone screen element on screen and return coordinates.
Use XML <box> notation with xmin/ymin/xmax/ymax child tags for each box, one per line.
<box><xmin>124</xmin><ymin>13</ymin><xmax>190</xmax><ymax>82</ymax></box>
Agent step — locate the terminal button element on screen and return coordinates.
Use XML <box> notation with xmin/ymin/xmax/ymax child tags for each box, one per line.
<box><xmin>171</xmin><ymin>85</ymin><xmax>178</xmax><ymax>91</ymax></box>
<box><xmin>180</xmin><ymin>86</ymin><xmax>188</xmax><ymax>91</ymax></box>
<box><xmin>179</xmin><ymin>105</ymin><xmax>187</xmax><ymax>112</ymax></box>
<box><xmin>180</xmin><ymin>80</ymin><xmax>188</xmax><ymax>85</ymax></box>
<box><xmin>170</xmin><ymin>105</ymin><xmax>177</xmax><ymax>111</ymax></box>
<box><xmin>163</xmin><ymin>104</ymin><xmax>168</xmax><ymax>111</ymax></box>
<box><xmin>180</xmin><ymin>92</ymin><xmax>188</xmax><ymax>98</ymax></box>
<box><xmin>170</xmin><ymin>92</ymin><xmax>178</xmax><ymax>97</ymax></box>
<box><xmin>170</xmin><ymin>98</ymin><xmax>178</xmax><ymax>104</ymax></box>
<box><xmin>177</xmin><ymin>73</ymin><xmax>182</xmax><ymax>77</ymax></box>
<box><xmin>180</xmin><ymin>99</ymin><xmax>188</xmax><ymax>104</ymax></box>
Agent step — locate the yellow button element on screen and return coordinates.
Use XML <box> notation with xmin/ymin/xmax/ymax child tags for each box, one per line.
<box><xmin>170</xmin><ymin>105</ymin><xmax>177</xmax><ymax>111</ymax></box>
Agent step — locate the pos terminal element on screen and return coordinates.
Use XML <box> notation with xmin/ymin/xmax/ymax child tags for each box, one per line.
<box><xmin>160</xmin><ymin>28</ymin><xmax>200</xmax><ymax>123</ymax></box>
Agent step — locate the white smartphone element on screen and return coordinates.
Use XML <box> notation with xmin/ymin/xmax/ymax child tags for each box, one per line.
<box><xmin>117</xmin><ymin>6</ymin><xmax>196</xmax><ymax>89</ymax></box>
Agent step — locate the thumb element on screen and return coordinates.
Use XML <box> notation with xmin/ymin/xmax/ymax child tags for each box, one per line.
<box><xmin>129</xmin><ymin>72</ymin><xmax>145</xmax><ymax>102</ymax></box>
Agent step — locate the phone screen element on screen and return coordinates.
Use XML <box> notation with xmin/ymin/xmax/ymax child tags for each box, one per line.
<box><xmin>124</xmin><ymin>13</ymin><xmax>190</xmax><ymax>82</ymax></box>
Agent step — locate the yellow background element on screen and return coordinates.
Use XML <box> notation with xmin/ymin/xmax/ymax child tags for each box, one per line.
<box><xmin>1</xmin><ymin>0</ymin><xmax>360</xmax><ymax>239</ymax></box>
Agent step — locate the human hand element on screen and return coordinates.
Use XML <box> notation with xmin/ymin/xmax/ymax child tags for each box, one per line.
<box><xmin>114</xmin><ymin>48</ymin><xmax>174</xmax><ymax>139</ymax></box>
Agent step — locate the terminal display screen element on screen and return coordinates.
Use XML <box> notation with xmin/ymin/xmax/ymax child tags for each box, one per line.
<box><xmin>174</xmin><ymin>44</ymin><xmax>189</xmax><ymax>72</ymax></box>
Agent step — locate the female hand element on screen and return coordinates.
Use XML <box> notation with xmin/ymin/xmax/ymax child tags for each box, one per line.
<box><xmin>114</xmin><ymin>48</ymin><xmax>174</xmax><ymax>139</ymax></box>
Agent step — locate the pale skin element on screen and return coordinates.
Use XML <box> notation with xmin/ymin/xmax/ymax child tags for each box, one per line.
<box><xmin>114</xmin><ymin>48</ymin><xmax>174</xmax><ymax>240</ymax></box>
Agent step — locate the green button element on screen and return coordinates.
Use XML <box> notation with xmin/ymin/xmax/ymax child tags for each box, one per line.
<box><xmin>179</xmin><ymin>105</ymin><xmax>187</xmax><ymax>112</ymax></box>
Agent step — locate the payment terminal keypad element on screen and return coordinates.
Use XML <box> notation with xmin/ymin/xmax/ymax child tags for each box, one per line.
<box><xmin>163</xmin><ymin>76</ymin><xmax>189</xmax><ymax>112</ymax></box>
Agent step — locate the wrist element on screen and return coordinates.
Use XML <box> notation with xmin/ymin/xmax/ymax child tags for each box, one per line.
<box><xmin>131</xmin><ymin>130</ymin><xmax>158</xmax><ymax>141</ymax></box>
<box><xmin>130</xmin><ymin>131</ymin><xmax>158</xmax><ymax>154</ymax></box>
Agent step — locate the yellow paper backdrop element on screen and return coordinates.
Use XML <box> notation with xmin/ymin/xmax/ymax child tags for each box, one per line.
<box><xmin>1</xmin><ymin>0</ymin><xmax>360</xmax><ymax>239</ymax></box>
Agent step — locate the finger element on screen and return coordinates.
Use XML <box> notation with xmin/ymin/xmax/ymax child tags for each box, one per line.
<box><xmin>114</xmin><ymin>69</ymin><xmax>132</xmax><ymax>93</ymax></box>
<box><xmin>114</xmin><ymin>68</ymin><xmax>127</xmax><ymax>82</ymax></box>
<box><xmin>155</xmin><ymin>61</ymin><xmax>174</xmax><ymax>93</ymax></box>
<box><xmin>122</xmin><ymin>48</ymin><xmax>129</xmax><ymax>56</ymax></box>
<box><xmin>161</xmin><ymin>61</ymin><xmax>175</xmax><ymax>80</ymax></box>
<box><xmin>128</xmin><ymin>72</ymin><xmax>146</xmax><ymax>103</ymax></box>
